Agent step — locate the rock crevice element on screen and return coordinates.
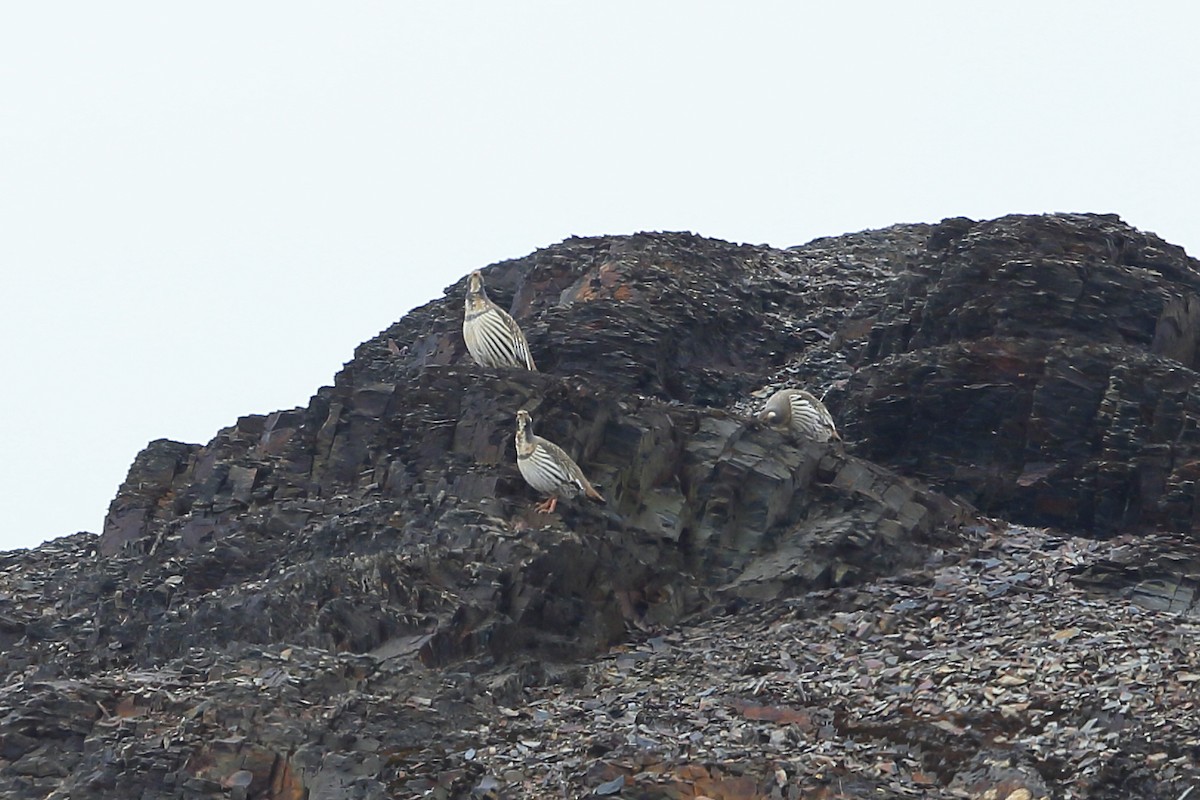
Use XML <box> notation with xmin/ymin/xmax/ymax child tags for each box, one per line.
<box><xmin>3</xmin><ymin>212</ymin><xmax>1199</xmax><ymax>798</ymax></box>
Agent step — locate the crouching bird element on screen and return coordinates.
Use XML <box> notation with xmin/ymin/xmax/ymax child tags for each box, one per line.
<box><xmin>514</xmin><ymin>409</ymin><xmax>605</xmax><ymax>513</ymax></box>
<box><xmin>757</xmin><ymin>388</ymin><xmax>841</xmax><ymax>443</ymax></box>
<box><xmin>462</xmin><ymin>270</ymin><xmax>537</xmax><ymax>370</ymax></box>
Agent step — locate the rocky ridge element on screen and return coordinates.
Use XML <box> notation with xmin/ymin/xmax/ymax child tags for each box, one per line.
<box><xmin>1</xmin><ymin>213</ymin><xmax>1198</xmax><ymax>798</ymax></box>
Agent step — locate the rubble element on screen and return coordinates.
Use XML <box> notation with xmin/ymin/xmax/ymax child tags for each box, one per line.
<box><xmin>2</xmin><ymin>213</ymin><xmax>1199</xmax><ymax>798</ymax></box>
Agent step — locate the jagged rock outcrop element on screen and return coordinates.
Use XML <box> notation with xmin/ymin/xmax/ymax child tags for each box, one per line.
<box><xmin>1</xmin><ymin>212</ymin><xmax>1199</xmax><ymax>799</ymax></box>
<box><xmin>844</xmin><ymin>213</ymin><xmax>1200</xmax><ymax>535</ymax></box>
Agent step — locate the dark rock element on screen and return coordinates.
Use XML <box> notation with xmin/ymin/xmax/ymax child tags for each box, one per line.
<box><xmin>100</xmin><ymin>438</ymin><xmax>199</xmax><ymax>555</ymax></box>
<box><xmin>2</xmin><ymin>213</ymin><xmax>1200</xmax><ymax>798</ymax></box>
<box><xmin>832</xmin><ymin>213</ymin><xmax>1200</xmax><ymax>535</ymax></box>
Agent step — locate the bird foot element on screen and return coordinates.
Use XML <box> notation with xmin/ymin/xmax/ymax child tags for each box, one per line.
<box><xmin>534</xmin><ymin>497</ymin><xmax>558</xmax><ymax>514</ymax></box>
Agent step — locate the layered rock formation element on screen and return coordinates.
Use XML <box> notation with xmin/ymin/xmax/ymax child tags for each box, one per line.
<box><xmin>1</xmin><ymin>213</ymin><xmax>1198</xmax><ymax>798</ymax></box>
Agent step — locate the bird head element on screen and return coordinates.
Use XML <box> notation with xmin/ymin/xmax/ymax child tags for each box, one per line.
<box><xmin>757</xmin><ymin>392</ymin><xmax>791</xmax><ymax>428</ymax></box>
<box><xmin>757</xmin><ymin>408</ymin><xmax>782</xmax><ymax>427</ymax></box>
<box><xmin>514</xmin><ymin>409</ymin><xmax>535</xmax><ymax>451</ymax></box>
<box><xmin>467</xmin><ymin>270</ymin><xmax>486</xmax><ymax>296</ymax></box>
<box><xmin>465</xmin><ymin>270</ymin><xmax>492</xmax><ymax>314</ymax></box>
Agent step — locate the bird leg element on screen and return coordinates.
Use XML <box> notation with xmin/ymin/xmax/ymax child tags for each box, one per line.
<box><xmin>534</xmin><ymin>496</ymin><xmax>558</xmax><ymax>514</ymax></box>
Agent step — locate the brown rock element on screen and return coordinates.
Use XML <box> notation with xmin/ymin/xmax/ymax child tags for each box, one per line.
<box><xmin>4</xmin><ymin>213</ymin><xmax>1200</xmax><ymax>798</ymax></box>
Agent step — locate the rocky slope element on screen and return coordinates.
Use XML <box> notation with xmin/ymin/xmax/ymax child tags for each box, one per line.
<box><xmin>1</xmin><ymin>213</ymin><xmax>1198</xmax><ymax>799</ymax></box>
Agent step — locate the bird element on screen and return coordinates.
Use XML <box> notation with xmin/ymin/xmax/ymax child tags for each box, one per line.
<box><xmin>514</xmin><ymin>409</ymin><xmax>605</xmax><ymax>513</ymax></box>
<box><xmin>757</xmin><ymin>388</ymin><xmax>841</xmax><ymax>443</ymax></box>
<box><xmin>462</xmin><ymin>270</ymin><xmax>537</xmax><ymax>370</ymax></box>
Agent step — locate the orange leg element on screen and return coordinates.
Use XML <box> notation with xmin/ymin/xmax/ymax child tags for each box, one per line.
<box><xmin>535</xmin><ymin>496</ymin><xmax>558</xmax><ymax>514</ymax></box>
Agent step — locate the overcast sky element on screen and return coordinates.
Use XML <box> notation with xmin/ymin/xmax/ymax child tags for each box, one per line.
<box><xmin>2</xmin><ymin>3</ymin><xmax>1197</xmax><ymax>551</ymax></box>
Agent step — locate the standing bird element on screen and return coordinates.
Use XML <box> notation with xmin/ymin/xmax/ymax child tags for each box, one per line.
<box><xmin>462</xmin><ymin>270</ymin><xmax>537</xmax><ymax>370</ymax></box>
<box><xmin>514</xmin><ymin>410</ymin><xmax>605</xmax><ymax>513</ymax></box>
<box><xmin>757</xmin><ymin>388</ymin><xmax>841</xmax><ymax>443</ymax></box>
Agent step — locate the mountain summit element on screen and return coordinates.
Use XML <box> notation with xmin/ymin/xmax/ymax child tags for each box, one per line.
<box><xmin>2</xmin><ymin>213</ymin><xmax>1198</xmax><ymax>798</ymax></box>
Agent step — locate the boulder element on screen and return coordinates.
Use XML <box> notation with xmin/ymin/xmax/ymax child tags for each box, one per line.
<box><xmin>1</xmin><ymin>213</ymin><xmax>1198</xmax><ymax>798</ymax></box>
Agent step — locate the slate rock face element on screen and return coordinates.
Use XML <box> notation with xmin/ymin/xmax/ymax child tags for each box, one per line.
<box><xmin>83</xmin><ymin>227</ymin><xmax>978</xmax><ymax>679</ymax></box>
<box><xmin>843</xmin><ymin>213</ymin><xmax>1200</xmax><ymax>535</ymax></box>
<box><xmin>2</xmin><ymin>212</ymin><xmax>1199</xmax><ymax>798</ymax></box>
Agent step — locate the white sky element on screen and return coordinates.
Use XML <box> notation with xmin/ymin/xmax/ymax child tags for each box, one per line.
<box><xmin>2</xmin><ymin>4</ymin><xmax>1198</xmax><ymax>551</ymax></box>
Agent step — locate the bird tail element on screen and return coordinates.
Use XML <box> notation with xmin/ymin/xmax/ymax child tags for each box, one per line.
<box><xmin>585</xmin><ymin>483</ymin><xmax>605</xmax><ymax>503</ymax></box>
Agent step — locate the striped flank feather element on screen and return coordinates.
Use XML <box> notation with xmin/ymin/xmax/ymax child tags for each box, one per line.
<box><xmin>757</xmin><ymin>388</ymin><xmax>840</xmax><ymax>443</ymax></box>
<box><xmin>462</xmin><ymin>270</ymin><xmax>536</xmax><ymax>370</ymax></box>
<box><xmin>521</xmin><ymin>443</ymin><xmax>575</xmax><ymax>495</ymax></box>
<box><xmin>515</xmin><ymin>410</ymin><xmax>604</xmax><ymax>512</ymax></box>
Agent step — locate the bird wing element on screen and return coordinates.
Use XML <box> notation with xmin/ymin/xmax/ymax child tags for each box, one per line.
<box><xmin>513</xmin><ymin>328</ymin><xmax>537</xmax><ymax>371</ymax></box>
